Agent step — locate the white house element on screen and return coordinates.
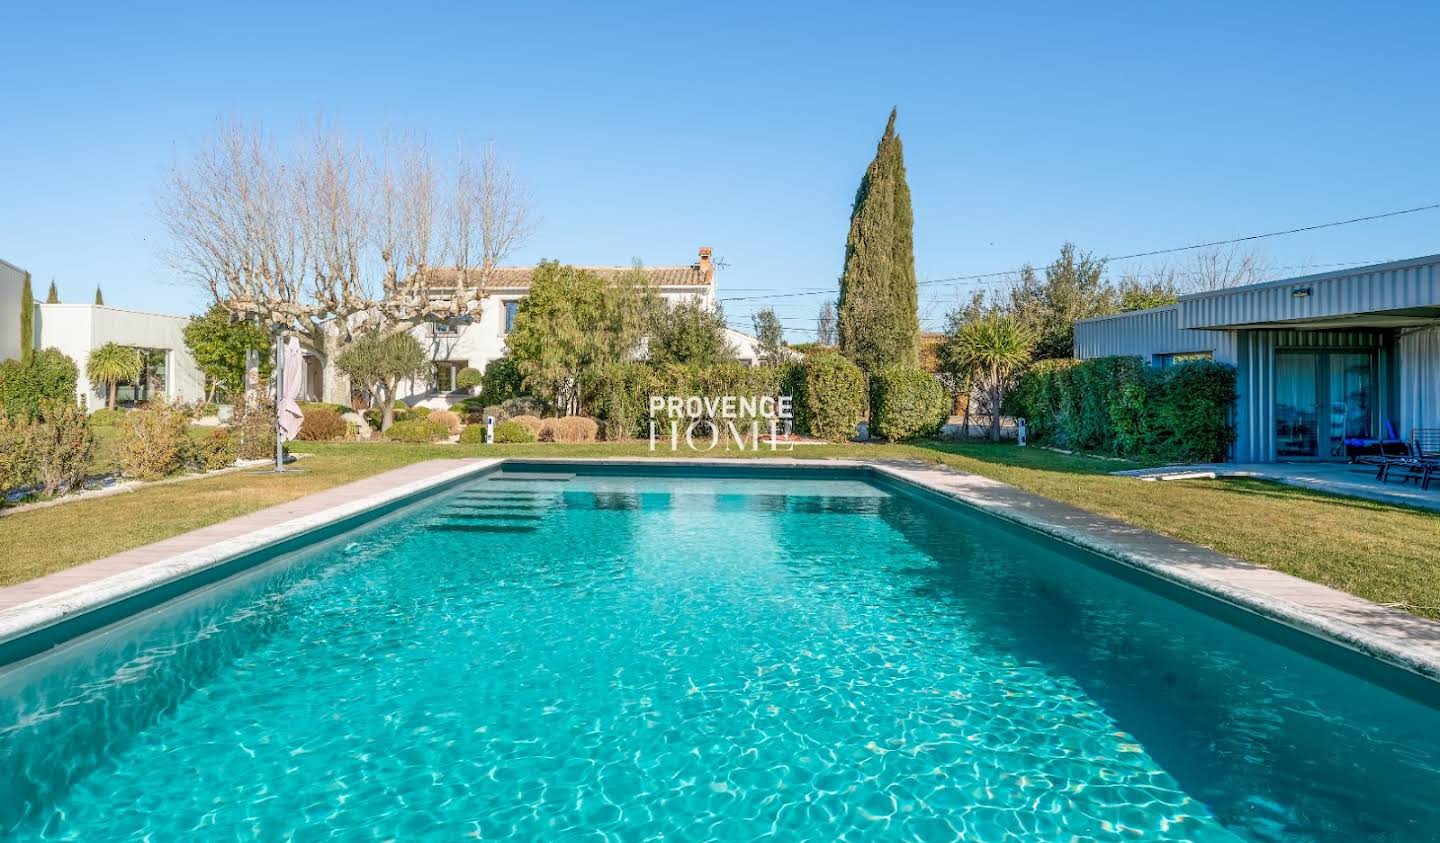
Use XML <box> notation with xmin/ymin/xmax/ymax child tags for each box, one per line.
<box><xmin>35</xmin><ymin>303</ymin><xmax>206</xmax><ymax>407</ymax></box>
<box><xmin>389</xmin><ymin>247</ymin><xmax>775</xmax><ymax>407</ymax></box>
<box><xmin>0</xmin><ymin>260</ymin><xmax>207</xmax><ymax>409</ymax></box>
<box><xmin>3</xmin><ymin>246</ymin><xmax>775</xmax><ymax>411</ymax></box>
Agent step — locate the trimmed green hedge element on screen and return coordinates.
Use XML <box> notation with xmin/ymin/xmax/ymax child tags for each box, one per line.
<box><xmin>1009</xmin><ymin>356</ymin><xmax>1236</xmax><ymax>462</ymax></box>
<box><xmin>796</xmin><ymin>352</ymin><xmax>866</xmax><ymax>442</ymax></box>
<box><xmin>868</xmin><ymin>367</ymin><xmax>949</xmax><ymax>441</ymax></box>
<box><xmin>493</xmin><ymin>419</ymin><xmax>534</xmax><ymax>443</ymax></box>
<box><xmin>456</xmin><ymin>367</ymin><xmax>483</xmax><ymax>390</ymax></box>
<box><xmin>384</xmin><ymin>418</ymin><xmax>448</xmax><ymax>443</ymax></box>
<box><xmin>590</xmin><ymin>362</ymin><xmax>803</xmax><ymax>440</ymax></box>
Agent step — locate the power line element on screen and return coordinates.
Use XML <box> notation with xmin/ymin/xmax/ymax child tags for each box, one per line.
<box><xmin>717</xmin><ymin>201</ymin><xmax>1440</xmax><ymax>303</ymax></box>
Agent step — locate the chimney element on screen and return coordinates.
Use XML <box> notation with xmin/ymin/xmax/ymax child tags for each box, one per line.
<box><xmin>698</xmin><ymin>246</ymin><xmax>713</xmax><ymax>282</ymax></box>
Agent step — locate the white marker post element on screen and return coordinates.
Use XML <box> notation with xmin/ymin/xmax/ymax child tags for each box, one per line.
<box><xmin>486</xmin><ymin>416</ymin><xmax>495</xmax><ymax>444</ymax></box>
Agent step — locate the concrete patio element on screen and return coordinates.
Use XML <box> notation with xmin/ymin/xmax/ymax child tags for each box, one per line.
<box><xmin>1114</xmin><ymin>460</ymin><xmax>1440</xmax><ymax>512</ymax></box>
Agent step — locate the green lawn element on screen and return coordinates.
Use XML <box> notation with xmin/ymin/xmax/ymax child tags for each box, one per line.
<box><xmin>3</xmin><ymin>438</ymin><xmax>1438</xmax><ymax>619</ymax></box>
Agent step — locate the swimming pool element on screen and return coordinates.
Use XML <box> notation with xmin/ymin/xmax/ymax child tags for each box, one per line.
<box><xmin>3</xmin><ymin>463</ymin><xmax>1438</xmax><ymax>840</ymax></box>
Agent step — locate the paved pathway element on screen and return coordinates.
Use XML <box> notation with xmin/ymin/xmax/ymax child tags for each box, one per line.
<box><xmin>1114</xmin><ymin>460</ymin><xmax>1440</xmax><ymax>512</ymax></box>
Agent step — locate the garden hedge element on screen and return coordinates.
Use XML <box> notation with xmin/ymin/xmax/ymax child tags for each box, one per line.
<box><xmin>796</xmin><ymin>352</ymin><xmax>866</xmax><ymax>442</ymax></box>
<box><xmin>1008</xmin><ymin>356</ymin><xmax>1236</xmax><ymax>463</ymax></box>
<box><xmin>588</xmin><ymin>362</ymin><xmax>801</xmax><ymax>440</ymax></box>
<box><xmin>492</xmin><ymin>419</ymin><xmax>534</xmax><ymax>443</ymax></box>
<box><xmin>868</xmin><ymin>366</ymin><xmax>949</xmax><ymax>441</ymax></box>
<box><xmin>384</xmin><ymin>418</ymin><xmax>449</xmax><ymax>443</ymax></box>
<box><xmin>0</xmin><ymin>348</ymin><xmax>79</xmax><ymax>421</ymax></box>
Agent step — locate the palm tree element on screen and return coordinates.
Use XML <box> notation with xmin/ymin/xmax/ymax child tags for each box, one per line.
<box><xmin>947</xmin><ymin>314</ymin><xmax>1033</xmax><ymax>441</ymax></box>
<box><xmin>86</xmin><ymin>342</ymin><xmax>141</xmax><ymax>409</ymax></box>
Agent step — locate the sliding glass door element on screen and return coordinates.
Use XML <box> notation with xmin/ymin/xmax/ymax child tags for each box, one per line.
<box><xmin>1274</xmin><ymin>350</ymin><xmax>1376</xmax><ymax>459</ymax></box>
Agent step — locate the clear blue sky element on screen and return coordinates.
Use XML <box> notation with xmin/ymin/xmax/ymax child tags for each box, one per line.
<box><xmin>2</xmin><ymin>2</ymin><xmax>1437</xmax><ymax>339</ymax></box>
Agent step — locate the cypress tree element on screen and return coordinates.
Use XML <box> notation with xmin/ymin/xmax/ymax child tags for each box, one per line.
<box><xmin>46</xmin><ymin>279</ymin><xmax>59</xmax><ymax>304</ymax></box>
<box><xmin>838</xmin><ymin>108</ymin><xmax>920</xmax><ymax>372</ymax></box>
<box><xmin>94</xmin><ymin>285</ymin><xmax>105</xmax><ymax>305</ymax></box>
<box><xmin>19</xmin><ymin>271</ymin><xmax>34</xmax><ymax>362</ymax></box>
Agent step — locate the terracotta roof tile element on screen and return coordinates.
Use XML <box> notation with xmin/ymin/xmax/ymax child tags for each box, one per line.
<box><xmin>420</xmin><ymin>264</ymin><xmax>711</xmax><ymax>291</ymax></box>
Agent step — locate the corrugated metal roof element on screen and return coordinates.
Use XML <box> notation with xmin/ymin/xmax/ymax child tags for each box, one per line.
<box><xmin>1178</xmin><ymin>254</ymin><xmax>1440</xmax><ymax>329</ymax></box>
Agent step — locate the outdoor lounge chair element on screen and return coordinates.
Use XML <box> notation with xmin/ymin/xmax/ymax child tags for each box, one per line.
<box><xmin>1367</xmin><ymin>428</ymin><xmax>1440</xmax><ymax>491</ymax></box>
<box><xmin>1344</xmin><ymin>419</ymin><xmax>1408</xmax><ymax>462</ymax></box>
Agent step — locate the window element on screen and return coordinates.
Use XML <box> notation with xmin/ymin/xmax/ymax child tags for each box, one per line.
<box><xmin>1153</xmin><ymin>351</ymin><xmax>1212</xmax><ymax>368</ymax></box>
<box><xmin>502</xmin><ymin>300</ymin><xmax>519</xmax><ymax>334</ymax></box>
<box><xmin>432</xmin><ymin>320</ymin><xmax>460</xmax><ymax>336</ymax></box>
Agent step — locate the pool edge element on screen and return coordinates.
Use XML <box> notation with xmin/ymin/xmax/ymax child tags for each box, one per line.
<box><xmin>0</xmin><ymin>458</ymin><xmax>502</xmax><ymax>654</ymax></box>
<box><xmin>3</xmin><ymin>455</ymin><xmax>1439</xmax><ymax>687</ymax></box>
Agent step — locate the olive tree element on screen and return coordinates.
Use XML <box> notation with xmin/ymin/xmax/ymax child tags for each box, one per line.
<box><xmin>335</xmin><ymin>331</ymin><xmax>429</xmax><ymax>431</ymax></box>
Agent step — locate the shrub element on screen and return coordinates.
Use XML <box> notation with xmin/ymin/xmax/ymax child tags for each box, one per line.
<box><xmin>384</xmin><ymin>418</ymin><xmax>449</xmax><ymax>443</ymax></box>
<box><xmin>1009</xmin><ymin>356</ymin><xmax>1235</xmax><ymax>462</ymax></box>
<box><xmin>297</xmin><ymin>407</ymin><xmax>347</xmax><ymax>441</ymax></box>
<box><xmin>458</xmin><ymin>423</ymin><xmax>487</xmax><ymax>444</ymax></box>
<box><xmin>88</xmin><ymin>407</ymin><xmax>128</xmax><ymax>427</ymax></box>
<box><xmin>193</xmin><ymin>427</ymin><xmax>236</xmax><ymax>471</ymax></box>
<box><xmin>363</xmin><ymin>406</ymin><xmax>411</xmax><ymax>430</ymax></box>
<box><xmin>589</xmin><ymin>362</ymin><xmax>652</xmax><ymax>440</ymax></box>
<box><xmin>477</xmin><ymin>356</ymin><xmax>525</xmax><ymax>406</ymax></box>
<box><xmin>31</xmin><ymin>401</ymin><xmax>93</xmax><ymax>496</ymax></box>
<box><xmin>868</xmin><ymin>367</ymin><xmax>949</xmax><ymax>441</ymax></box>
<box><xmin>429</xmin><ymin>409</ymin><xmax>462</xmax><ymax>435</ymax></box>
<box><xmin>299</xmin><ymin>401</ymin><xmax>351</xmax><ymax>417</ymax></box>
<box><xmin>508</xmin><ymin>415</ymin><xmax>545</xmax><ymax>438</ymax></box>
<box><xmin>541</xmin><ymin>416</ymin><xmax>599</xmax><ymax>443</ymax></box>
<box><xmin>500</xmin><ymin>396</ymin><xmax>546</xmax><ymax>419</ymax></box>
<box><xmin>1149</xmin><ymin>361</ymin><xmax>1238</xmax><ymax>463</ymax></box>
<box><xmin>456</xmin><ymin>367</ymin><xmax>483</xmax><ymax>390</ymax></box>
<box><xmin>0</xmin><ymin>416</ymin><xmax>36</xmax><ymax>498</ymax></box>
<box><xmin>0</xmin><ymin>348</ymin><xmax>79</xmax><ymax>421</ymax></box>
<box><xmin>115</xmin><ymin>401</ymin><xmax>192</xmax><ymax>480</ymax></box>
<box><xmin>493</xmin><ymin>419</ymin><xmax>534</xmax><ymax>443</ymax></box>
<box><xmin>588</xmin><ymin>361</ymin><xmax>803</xmax><ymax>441</ymax></box>
<box><xmin>231</xmin><ymin>392</ymin><xmax>277</xmax><ymax>460</ymax></box>
<box><xmin>797</xmin><ymin>351</ymin><xmax>866</xmax><ymax>441</ymax></box>
<box><xmin>407</xmin><ymin>405</ymin><xmax>433</xmax><ymax>418</ymax></box>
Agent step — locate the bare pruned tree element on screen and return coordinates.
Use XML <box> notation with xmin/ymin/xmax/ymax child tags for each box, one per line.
<box><xmin>1181</xmin><ymin>245</ymin><xmax>1273</xmax><ymax>292</ymax></box>
<box><xmin>160</xmin><ymin>121</ymin><xmax>534</xmax><ymax>403</ymax></box>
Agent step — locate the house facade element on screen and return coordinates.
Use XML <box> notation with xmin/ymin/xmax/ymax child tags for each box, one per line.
<box><xmin>389</xmin><ymin>247</ymin><xmax>771</xmax><ymax>407</ymax></box>
<box><xmin>4</xmin><ymin>247</ymin><xmax>767</xmax><ymax>411</ymax></box>
<box><xmin>0</xmin><ymin>259</ymin><xmax>208</xmax><ymax>408</ymax></box>
<box><xmin>1073</xmin><ymin>255</ymin><xmax>1440</xmax><ymax>462</ymax></box>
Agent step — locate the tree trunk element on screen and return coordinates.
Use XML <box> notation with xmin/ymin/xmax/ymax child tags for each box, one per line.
<box><xmin>380</xmin><ymin>378</ymin><xmax>396</xmax><ymax>431</ymax></box>
<box><xmin>960</xmin><ymin>374</ymin><xmax>972</xmax><ymax>439</ymax></box>
<box><xmin>107</xmin><ymin>380</ymin><xmax>117</xmax><ymax>410</ymax></box>
<box><xmin>988</xmin><ymin>362</ymin><xmax>1001</xmax><ymax>442</ymax></box>
<box><xmin>319</xmin><ymin>331</ymin><xmax>351</xmax><ymax>405</ymax></box>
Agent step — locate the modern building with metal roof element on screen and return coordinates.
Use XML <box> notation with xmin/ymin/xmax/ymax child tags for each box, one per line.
<box><xmin>1074</xmin><ymin>255</ymin><xmax>1440</xmax><ymax>462</ymax></box>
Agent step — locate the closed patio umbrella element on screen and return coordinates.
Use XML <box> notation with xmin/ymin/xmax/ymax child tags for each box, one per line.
<box><xmin>275</xmin><ymin>335</ymin><xmax>305</xmax><ymax>470</ymax></box>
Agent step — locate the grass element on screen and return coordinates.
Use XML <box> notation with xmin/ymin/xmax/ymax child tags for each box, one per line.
<box><xmin>2</xmin><ymin>438</ymin><xmax>1438</xmax><ymax>619</ymax></box>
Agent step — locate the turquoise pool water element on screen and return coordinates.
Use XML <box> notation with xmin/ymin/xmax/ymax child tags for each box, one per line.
<box><xmin>3</xmin><ymin>465</ymin><xmax>1439</xmax><ymax>840</ymax></box>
